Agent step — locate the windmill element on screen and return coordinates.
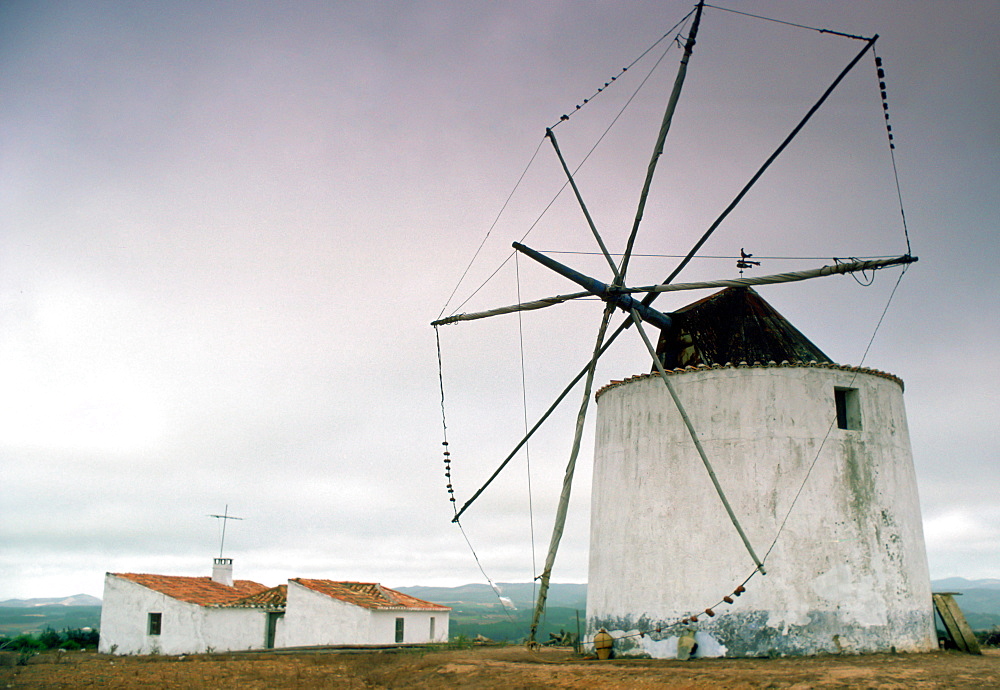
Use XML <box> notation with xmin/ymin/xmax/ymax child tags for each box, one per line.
<box><xmin>433</xmin><ymin>2</ymin><xmax>930</xmax><ymax>656</ymax></box>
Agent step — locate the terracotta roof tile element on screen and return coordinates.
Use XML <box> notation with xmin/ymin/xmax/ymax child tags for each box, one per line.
<box><xmin>292</xmin><ymin>579</ymin><xmax>450</xmax><ymax>611</ymax></box>
<box><xmin>216</xmin><ymin>584</ymin><xmax>287</xmax><ymax>609</ymax></box>
<box><xmin>112</xmin><ymin>573</ymin><xmax>269</xmax><ymax>606</ymax></box>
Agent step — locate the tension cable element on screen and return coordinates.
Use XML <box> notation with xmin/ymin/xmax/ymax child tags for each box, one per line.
<box><xmin>703</xmin><ymin>4</ymin><xmax>873</xmax><ymax>41</ymax></box>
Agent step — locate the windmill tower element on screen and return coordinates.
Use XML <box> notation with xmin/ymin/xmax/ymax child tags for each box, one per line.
<box><xmin>433</xmin><ymin>2</ymin><xmax>929</xmax><ymax>656</ymax></box>
<box><xmin>586</xmin><ymin>287</ymin><xmax>936</xmax><ymax>657</ymax></box>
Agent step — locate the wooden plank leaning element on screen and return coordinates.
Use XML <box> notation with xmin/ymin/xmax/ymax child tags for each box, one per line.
<box><xmin>932</xmin><ymin>592</ymin><xmax>982</xmax><ymax>654</ymax></box>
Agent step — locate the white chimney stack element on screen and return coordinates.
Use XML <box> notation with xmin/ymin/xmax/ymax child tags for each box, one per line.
<box><xmin>212</xmin><ymin>557</ymin><xmax>234</xmax><ymax>587</ymax></box>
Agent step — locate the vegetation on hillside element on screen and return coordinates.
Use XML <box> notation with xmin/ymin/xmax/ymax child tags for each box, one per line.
<box><xmin>0</xmin><ymin>627</ymin><xmax>99</xmax><ymax>652</ymax></box>
<box><xmin>0</xmin><ymin>605</ymin><xmax>101</xmax><ymax>637</ymax></box>
<box><xmin>397</xmin><ymin>583</ymin><xmax>586</xmax><ymax>643</ymax></box>
<box><xmin>978</xmin><ymin>627</ymin><xmax>1000</xmax><ymax>647</ymax></box>
<box><xmin>0</xmin><ymin>627</ymin><xmax>99</xmax><ymax>665</ymax></box>
<box><xmin>449</xmin><ymin>605</ymin><xmax>583</xmax><ymax>644</ymax></box>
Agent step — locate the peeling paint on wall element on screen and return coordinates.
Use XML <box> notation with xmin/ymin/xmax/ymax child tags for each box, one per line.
<box><xmin>587</xmin><ymin>365</ymin><xmax>935</xmax><ymax>659</ymax></box>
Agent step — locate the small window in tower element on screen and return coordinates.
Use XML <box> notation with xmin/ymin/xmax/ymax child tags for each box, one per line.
<box><xmin>834</xmin><ymin>387</ymin><xmax>861</xmax><ymax>430</ymax></box>
<box><xmin>148</xmin><ymin>612</ymin><xmax>162</xmax><ymax>636</ymax></box>
<box><xmin>395</xmin><ymin>617</ymin><xmax>405</xmax><ymax>643</ymax></box>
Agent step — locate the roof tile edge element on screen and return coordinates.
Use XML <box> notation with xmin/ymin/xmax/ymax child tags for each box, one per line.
<box><xmin>594</xmin><ymin>362</ymin><xmax>904</xmax><ymax>401</ymax></box>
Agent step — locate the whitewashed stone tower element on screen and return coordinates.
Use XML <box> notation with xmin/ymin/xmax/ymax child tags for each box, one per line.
<box><xmin>586</xmin><ymin>287</ymin><xmax>935</xmax><ymax>658</ymax></box>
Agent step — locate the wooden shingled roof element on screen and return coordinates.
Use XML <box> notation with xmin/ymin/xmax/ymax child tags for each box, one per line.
<box><xmin>291</xmin><ymin>579</ymin><xmax>451</xmax><ymax>611</ymax></box>
<box><xmin>654</xmin><ymin>286</ymin><xmax>832</xmax><ymax>370</ymax></box>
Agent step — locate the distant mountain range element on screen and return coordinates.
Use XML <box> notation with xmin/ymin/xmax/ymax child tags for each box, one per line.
<box><xmin>2</xmin><ymin>578</ymin><xmax>993</xmax><ymax>610</ymax></box>
<box><xmin>396</xmin><ymin>582</ymin><xmax>587</xmax><ymax>610</ymax></box>
<box><xmin>931</xmin><ymin>577</ymin><xmax>1000</xmax><ymax>591</ymax></box>
<box><xmin>0</xmin><ymin>599</ymin><xmax>103</xmax><ymax>637</ymax></box>
<box><xmin>0</xmin><ymin>594</ymin><xmax>102</xmax><ymax>608</ymax></box>
<box><xmin>394</xmin><ymin>583</ymin><xmax>587</xmax><ymax>642</ymax></box>
<box><xmin>2</xmin><ymin>578</ymin><xmax>997</xmax><ymax>638</ymax></box>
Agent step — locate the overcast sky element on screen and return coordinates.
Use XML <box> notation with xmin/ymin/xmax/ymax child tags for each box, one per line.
<box><xmin>2</xmin><ymin>1</ymin><xmax>997</xmax><ymax>600</ymax></box>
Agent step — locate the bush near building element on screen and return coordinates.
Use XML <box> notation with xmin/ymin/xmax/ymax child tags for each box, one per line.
<box><xmin>0</xmin><ymin>627</ymin><xmax>99</xmax><ymax>652</ymax></box>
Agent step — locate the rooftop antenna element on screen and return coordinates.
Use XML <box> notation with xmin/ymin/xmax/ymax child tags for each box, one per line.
<box><xmin>208</xmin><ymin>504</ymin><xmax>244</xmax><ymax>558</ymax></box>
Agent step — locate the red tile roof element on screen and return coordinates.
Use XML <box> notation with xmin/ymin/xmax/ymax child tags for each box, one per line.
<box><xmin>292</xmin><ymin>580</ymin><xmax>450</xmax><ymax>611</ymax></box>
<box><xmin>217</xmin><ymin>584</ymin><xmax>287</xmax><ymax>609</ymax></box>
<box><xmin>112</xmin><ymin>573</ymin><xmax>269</xmax><ymax>606</ymax></box>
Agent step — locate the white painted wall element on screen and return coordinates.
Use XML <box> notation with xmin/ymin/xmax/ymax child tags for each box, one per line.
<box><xmin>587</xmin><ymin>365</ymin><xmax>936</xmax><ymax>658</ymax></box>
<box><xmin>279</xmin><ymin>581</ymin><xmax>450</xmax><ymax>646</ymax></box>
<box><xmin>98</xmin><ymin>574</ymin><xmax>267</xmax><ymax>655</ymax></box>
<box><xmin>371</xmin><ymin>609</ymin><xmax>449</xmax><ymax>644</ymax></box>
<box><xmin>100</xmin><ymin>576</ymin><xmax>451</xmax><ymax>654</ymax></box>
<box><xmin>279</xmin><ymin>581</ymin><xmax>371</xmax><ymax>647</ymax></box>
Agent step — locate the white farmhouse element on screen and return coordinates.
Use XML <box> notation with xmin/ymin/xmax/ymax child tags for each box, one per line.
<box><xmin>281</xmin><ymin>578</ymin><xmax>450</xmax><ymax>647</ymax></box>
<box><xmin>98</xmin><ymin>558</ymin><xmax>279</xmax><ymax>655</ymax></box>
<box><xmin>99</xmin><ymin>558</ymin><xmax>450</xmax><ymax>655</ymax></box>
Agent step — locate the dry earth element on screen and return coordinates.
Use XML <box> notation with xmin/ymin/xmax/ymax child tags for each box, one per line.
<box><xmin>3</xmin><ymin>646</ymin><xmax>999</xmax><ymax>689</ymax></box>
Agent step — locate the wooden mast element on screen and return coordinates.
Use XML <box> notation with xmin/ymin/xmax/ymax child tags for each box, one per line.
<box><xmin>527</xmin><ymin>0</ymin><xmax>706</xmax><ymax>646</ymax></box>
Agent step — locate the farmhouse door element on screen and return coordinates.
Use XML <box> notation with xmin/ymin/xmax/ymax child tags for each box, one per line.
<box><xmin>265</xmin><ymin>612</ymin><xmax>284</xmax><ymax>649</ymax></box>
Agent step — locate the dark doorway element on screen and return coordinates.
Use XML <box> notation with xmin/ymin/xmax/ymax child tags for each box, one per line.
<box><xmin>265</xmin><ymin>612</ymin><xmax>284</xmax><ymax>649</ymax></box>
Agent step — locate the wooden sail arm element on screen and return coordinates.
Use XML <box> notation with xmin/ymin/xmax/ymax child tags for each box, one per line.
<box><xmin>631</xmin><ymin>254</ymin><xmax>917</xmax><ymax>293</ymax></box>
<box><xmin>512</xmin><ymin>242</ymin><xmax>673</xmax><ymax>330</ymax></box>
<box><xmin>643</xmin><ymin>33</ymin><xmax>879</xmax><ymax>299</ymax></box>
<box><xmin>430</xmin><ymin>290</ymin><xmax>592</xmax><ymax>326</ymax></box>
<box><xmin>527</xmin><ymin>1</ymin><xmax>708</xmax><ymax>647</ymax></box>
<box><xmin>630</xmin><ymin>308</ymin><xmax>766</xmax><ymax>575</ymax></box>
<box><xmin>546</xmin><ymin>127</ymin><xmax>623</xmax><ymax>283</ymax></box>
<box><xmin>618</xmin><ymin>0</ymin><xmax>704</xmax><ymax>280</ymax></box>
<box><xmin>431</xmin><ymin>255</ymin><xmax>917</xmax><ymax>326</ymax></box>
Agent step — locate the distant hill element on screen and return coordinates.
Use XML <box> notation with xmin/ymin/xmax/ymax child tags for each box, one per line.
<box><xmin>3</xmin><ymin>579</ymin><xmax>996</xmax><ymax>641</ymax></box>
<box><xmin>0</xmin><ymin>594</ymin><xmax>102</xmax><ymax>608</ymax></box>
<box><xmin>0</xmin><ymin>594</ymin><xmax>103</xmax><ymax>636</ymax></box>
<box><xmin>395</xmin><ymin>583</ymin><xmax>587</xmax><ymax>643</ymax></box>
<box><xmin>931</xmin><ymin>577</ymin><xmax>1000</xmax><ymax>591</ymax></box>
<box><xmin>0</xmin><ymin>605</ymin><xmax>102</xmax><ymax>637</ymax></box>
<box><xmin>396</xmin><ymin>583</ymin><xmax>586</xmax><ymax>610</ymax></box>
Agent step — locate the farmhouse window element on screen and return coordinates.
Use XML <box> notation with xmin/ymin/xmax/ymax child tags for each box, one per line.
<box><xmin>395</xmin><ymin>617</ymin><xmax>404</xmax><ymax>643</ymax></box>
<box><xmin>835</xmin><ymin>387</ymin><xmax>861</xmax><ymax>430</ymax></box>
<box><xmin>430</xmin><ymin>616</ymin><xmax>436</xmax><ymax>639</ymax></box>
<box><xmin>148</xmin><ymin>612</ymin><xmax>162</xmax><ymax>636</ymax></box>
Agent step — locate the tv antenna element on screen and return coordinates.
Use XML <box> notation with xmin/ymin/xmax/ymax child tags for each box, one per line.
<box><xmin>208</xmin><ymin>504</ymin><xmax>244</xmax><ymax>558</ymax></box>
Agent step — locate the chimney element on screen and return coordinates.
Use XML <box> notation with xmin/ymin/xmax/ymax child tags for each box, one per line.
<box><xmin>212</xmin><ymin>557</ymin><xmax>234</xmax><ymax>587</ymax></box>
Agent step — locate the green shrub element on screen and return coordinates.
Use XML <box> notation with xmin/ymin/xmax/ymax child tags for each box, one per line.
<box><xmin>64</xmin><ymin>628</ymin><xmax>100</xmax><ymax>649</ymax></box>
<box><xmin>7</xmin><ymin>634</ymin><xmax>44</xmax><ymax>651</ymax></box>
<box><xmin>38</xmin><ymin>628</ymin><xmax>61</xmax><ymax>649</ymax></box>
<box><xmin>978</xmin><ymin>627</ymin><xmax>1000</xmax><ymax>647</ymax></box>
<box><xmin>447</xmin><ymin>634</ymin><xmax>472</xmax><ymax>650</ymax></box>
<box><xmin>0</xmin><ymin>627</ymin><xmax>99</xmax><ymax>652</ymax></box>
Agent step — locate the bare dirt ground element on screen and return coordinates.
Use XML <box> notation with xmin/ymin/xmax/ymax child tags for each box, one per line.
<box><xmin>3</xmin><ymin>646</ymin><xmax>998</xmax><ymax>689</ymax></box>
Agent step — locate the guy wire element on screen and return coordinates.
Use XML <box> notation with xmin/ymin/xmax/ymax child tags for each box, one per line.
<box><xmin>515</xmin><ymin>253</ymin><xmax>539</xmax><ymax>604</ymax></box>
<box><xmin>443</xmin><ymin>16</ymin><xmax>684</xmax><ymax>320</ymax></box>
<box><xmin>763</xmin><ymin>264</ymin><xmax>911</xmax><ymax>561</ymax></box>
